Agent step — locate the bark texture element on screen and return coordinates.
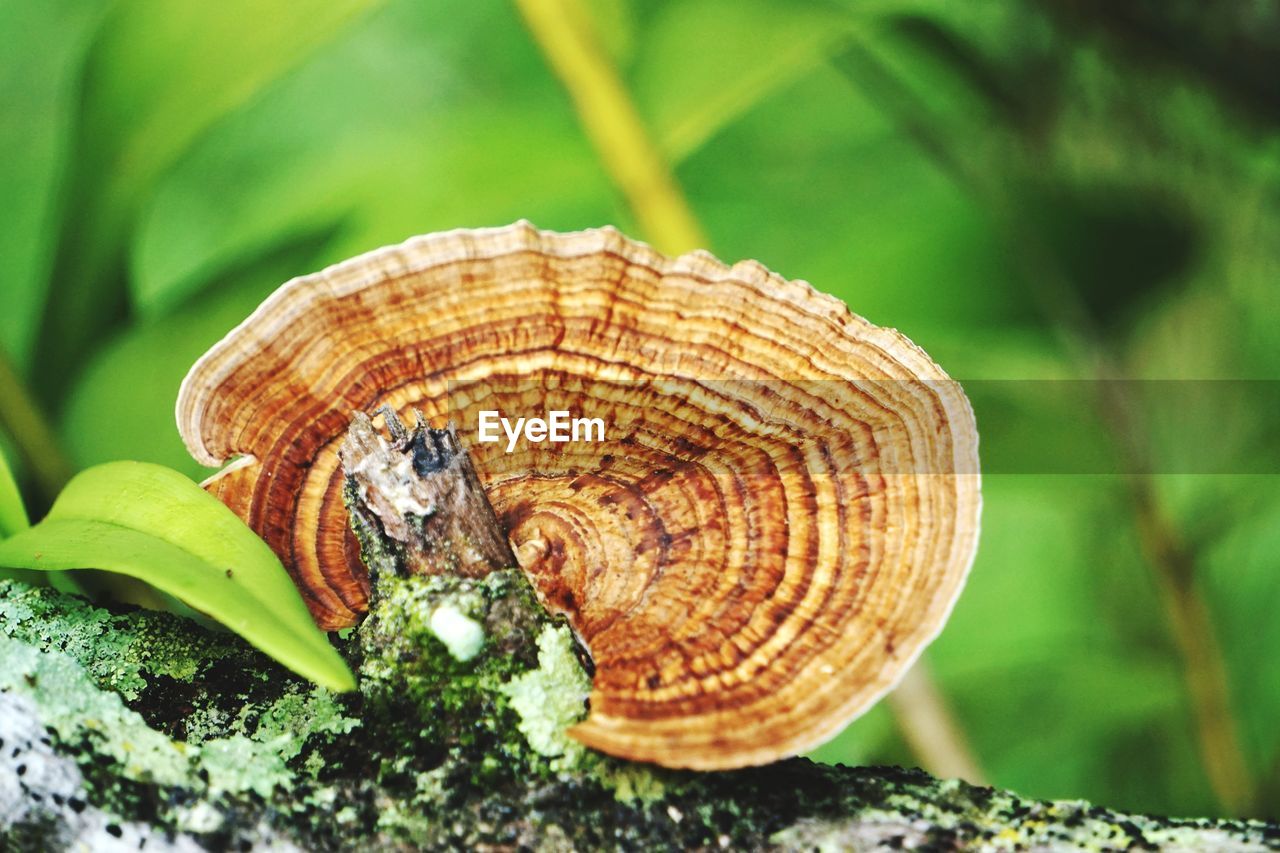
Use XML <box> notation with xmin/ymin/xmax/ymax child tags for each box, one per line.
<box><xmin>341</xmin><ymin>407</ymin><xmax>516</xmax><ymax>580</ymax></box>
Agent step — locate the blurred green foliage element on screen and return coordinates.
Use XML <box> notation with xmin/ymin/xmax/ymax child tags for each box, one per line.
<box><xmin>2</xmin><ymin>0</ymin><xmax>1279</xmax><ymax>820</ymax></box>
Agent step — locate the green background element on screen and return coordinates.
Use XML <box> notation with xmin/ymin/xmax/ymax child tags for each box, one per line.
<box><xmin>2</xmin><ymin>0</ymin><xmax>1278</xmax><ymax>820</ymax></box>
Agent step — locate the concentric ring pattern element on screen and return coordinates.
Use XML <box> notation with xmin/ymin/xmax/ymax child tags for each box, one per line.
<box><xmin>176</xmin><ymin>222</ymin><xmax>981</xmax><ymax>769</ymax></box>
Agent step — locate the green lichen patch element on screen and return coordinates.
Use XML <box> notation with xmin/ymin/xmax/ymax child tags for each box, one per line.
<box><xmin>1</xmin><ymin>567</ymin><xmax>600</xmax><ymax>850</ymax></box>
<box><xmin>590</xmin><ymin>757</ymin><xmax>674</xmax><ymax>804</ymax></box>
<box><xmin>200</xmin><ymin>735</ymin><xmax>291</xmax><ymax>799</ymax></box>
<box><xmin>500</xmin><ymin>622</ymin><xmax>591</xmax><ymax>762</ymax></box>
<box><xmin>0</xmin><ymin>579</ymin><xmax>239</xmax><ymax>702</ymax></box>
<box><xmin>0</xmin><ymin>580</ymin><xmax>371</xmax><ymax>846</ymax></box>
<box><xmin>0</xmin><ymin>626</ymin><xmax>369</xmax><ymax>838</ymax></box>
<box><xmin>254</xmin><ymin>685</ymin><xmax>361</xmax><ymax>750</ymax></box>
<box><xmin>0</xmin><ymin>633</ymin><xmax>192</xmax><ymax>790</ymax></box>
<box><xmin>769</xmin><ymin>770</ymin><xmax>1280</xmax><ymax>851</ymax></box>
<box><xmin>0</xmin><ymin>577</ymin><xmax>304</xmax><ymax>753</ymax></box>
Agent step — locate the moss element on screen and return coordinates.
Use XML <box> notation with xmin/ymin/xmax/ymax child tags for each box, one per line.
<box><xmin>591</xmin><ymin>759</ymin><xmax>673</xmax><ymax>804</ymax></box>
<box><xmin>343</xmin><ymin>476</ymin><xmax>402</xmax><ymax>581</ymax></box>
<box><xmin>0</xmin><ymin>626</ymin><xmax>364</xmax><ymax>814</ymax></box>
<box><xmin>768</xmin><ymin>774</ymin><xmax>1280</xmax><ymax>851</ymax></box>
<box><xmin>3</xmin><ymin>568</ymin><xmax>618</xmax><ymax>843</ymax></box>
<box><xmin>255</xmin><ymin>686</ymin><xmax>360</xmax><ymax>750</ymax></box>
<box><xmin>200</xmin><ymin>735</ymin><xmax>291</xmax><ymax>799</ymax></box>
<box><xmin>0</xmin><ymin>579</ymin><xmax>373</xmax><ymax>845</ymax></box>
<box><xmin>357</xmin><ymin>573</ymin><xmax>524</xmax><ymax>740</ymax></box>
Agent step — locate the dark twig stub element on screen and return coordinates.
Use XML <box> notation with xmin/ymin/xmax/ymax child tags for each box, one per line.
<box><xmin>340</xmin><ymin>407</ymin><xmax>517</xmax><ymax>579</ymax></box>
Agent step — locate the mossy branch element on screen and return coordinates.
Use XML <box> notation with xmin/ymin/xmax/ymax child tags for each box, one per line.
<box><xmin>3</xmin><ymin>579</ymin><xmax>1278</xmax><ymax>850</ymax></box>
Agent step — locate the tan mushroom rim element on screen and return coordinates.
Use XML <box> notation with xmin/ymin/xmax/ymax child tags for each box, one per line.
<box><xmin>177</xmin><ymin>222</ymin><xmax>981</xmax><ymax>769</ymax></box>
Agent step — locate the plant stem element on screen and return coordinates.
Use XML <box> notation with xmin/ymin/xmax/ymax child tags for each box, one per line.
<box><xmin>1102</xmin><ymin>382</ymin><xmax>1255</xmax><ymax>815</ymax></box>
<box><xmin>1139</xmin><ymin>511</ymin><xmax>1254</xmax><ymax>814</ymax></box>
<box><xmin>513</xmin><ymin>0</ymin><xmax>706</xmax><ymax>255</ymax></box>
<box><xmin>0</xmin><ymin>346</ymin><xmax>74</xmax><ymax>504</ymax></box>
<box><xmin>888</xmin><ymin>661</ymin><xmax>988</xmax><ymax>785</ymax></box>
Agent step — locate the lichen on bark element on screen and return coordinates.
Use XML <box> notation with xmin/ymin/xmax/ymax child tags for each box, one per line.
<box><xmin>3</xmin><ymin>576</ymin><xmax>1280</xmax><ymax>850</ymax></box>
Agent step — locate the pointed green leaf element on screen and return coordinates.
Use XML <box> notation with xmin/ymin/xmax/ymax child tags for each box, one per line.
<box><xmin>0</xmin><ymin>443</ymin><xmax>29</xmax><ymax>537</ymax></box>
<box><xmin>61</xmin><ymin>237</ymin><xmax>333</xmax><ymax>480</ymax></box>
<box><xmin>0</xmin><ymin>443</ymin><xmax>44</xmax><ymax>588</ymax></box>
<box><xmin>0</xmin><ymin>461</ymin><xmax>355</xmax><ymax>692</ymax></box>
<box><xmin>130</xmin><ymin>3</ymin><xmax>611</xmax><ymax>316</ymax></box>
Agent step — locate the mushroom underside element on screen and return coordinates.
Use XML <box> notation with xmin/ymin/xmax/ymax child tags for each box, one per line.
<box><xmin>178</xmin><ymin>223</ymin><xmax>980</xmax><ymax>769</ymax></box>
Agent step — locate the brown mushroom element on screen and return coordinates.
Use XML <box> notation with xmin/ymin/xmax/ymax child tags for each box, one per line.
<box><xmin>176</xmin><ymin>222</ymin><xmax>980</xmax><ymax>769</ymax></box>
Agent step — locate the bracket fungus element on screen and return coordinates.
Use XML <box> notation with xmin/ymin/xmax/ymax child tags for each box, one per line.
<box><xmin>176</xmin><ymin>222</ymin><xmax>980</xmax><ymax>770</ymax></box>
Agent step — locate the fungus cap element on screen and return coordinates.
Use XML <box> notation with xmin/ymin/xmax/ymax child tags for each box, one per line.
<box><xmin>177</xmin><ymin>222</ymin><xmax>981</xmax><ymax>770</ymax></box>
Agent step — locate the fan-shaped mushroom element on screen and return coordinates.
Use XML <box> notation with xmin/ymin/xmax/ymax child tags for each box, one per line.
<box><xmin>177</xmin><ymin>222</ymin><xmax>980</xmax><ymax>769</ymax></box>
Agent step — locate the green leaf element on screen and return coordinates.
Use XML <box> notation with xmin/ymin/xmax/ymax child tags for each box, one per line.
<box><xmin>82</xmin><ymin>0</ymin><xmax>380</xmax><ymax>201</ymax></box>
<box><xmin>0</xmin><ymin>443</ymin><xmax>44</xmax><ymax>588</ymax></box>
<box><xmin>931</xmin><ymin>474</ymin><xmax>1215</xmax><ymax>814</ymax></box>
<box><xmin>679</xmin><ymin>61</ymin><xmax>1021</xmax><ymax>331</ymax></box>
<box><xmin>0</xmin><ymin>462</ymin><xmax>355</xmax><ymax>692</ymax></box>
<box><xmin>1203</xmin><ymin>488</ymin><xmax>1280</xmax><ymax>784</ymax></box>
<box><xmin>582</xmin><ymin>0</ymin><xmax>637</xmax><ymax>68</ymax></box>
<box><xmin>0</xmin><ymin>442</ymin><xmax>30</xmax><ymax>537</ymax></box>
